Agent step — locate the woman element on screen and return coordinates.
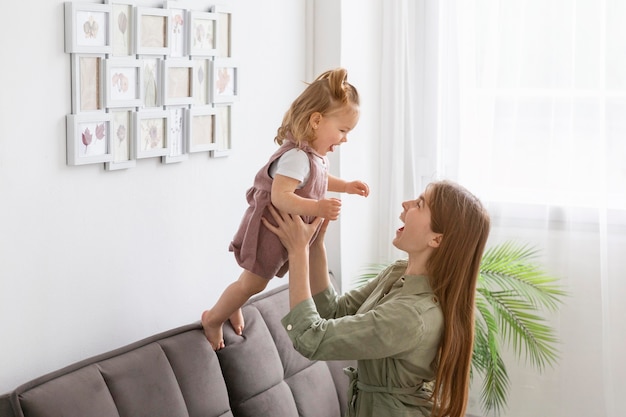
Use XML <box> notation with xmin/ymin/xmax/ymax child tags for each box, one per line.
<box><xmin>261</xmin><ymin>180</ymin><xmax>490</xmax><ymax>417</ymax></box>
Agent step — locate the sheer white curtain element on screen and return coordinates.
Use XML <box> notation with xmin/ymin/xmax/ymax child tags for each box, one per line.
<box><xmin>378</xmin><ymin>0</ymin><xmax>440</xmax><ymax>261</ymax></box>
<box><xmin>379</xmin><ymin>1</ymin><xmax>625</xmax><ymax>416</ymax></box>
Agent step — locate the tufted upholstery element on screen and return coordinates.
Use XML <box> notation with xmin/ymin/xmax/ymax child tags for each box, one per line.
<box><xmin>0</xmin><ymin>283</ymin><xmax>354</xmax><ymax>417</ymax></box>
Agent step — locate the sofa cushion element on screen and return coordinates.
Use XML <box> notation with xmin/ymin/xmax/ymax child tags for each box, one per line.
<box><xmin>18</xmin><ymin>365</ymin><xmax>120</xmax><ymax>417</ymax></box>
<box><xmin>158</xmin><ymin>331</ymin><xmax>232</xmax><ymax>417</ymax></box>
<box><xmin>7</xmin><ymin>325</ymin><xmax>234</xmax><ymax>417</ymax></box>
<box><xmin>217</xmin><ymin>283</ymin><xmax>350</xmax><ymax>417</ymax></box>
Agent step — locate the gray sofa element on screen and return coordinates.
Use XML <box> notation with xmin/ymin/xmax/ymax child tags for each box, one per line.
<box><xmin>0</xmin><ymin>282</ymin><xmax>355</xmax><ymax>417</ymax></box>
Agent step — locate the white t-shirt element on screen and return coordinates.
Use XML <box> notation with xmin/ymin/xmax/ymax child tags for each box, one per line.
<box><xmin>268</xmin><ymin>148</ymin><xmax>310</xmax><ymax>189</ymax></box>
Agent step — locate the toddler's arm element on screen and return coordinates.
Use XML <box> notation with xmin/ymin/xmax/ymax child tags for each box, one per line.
<box><xmin>271</xmin><ymin>174</ymin><xmax>342</xmax><ymax>220</ymax></box>
<box><xmin>328</xmin><ymin>174</ymin><xmax>370</xmax><ymax>197</ymax></box>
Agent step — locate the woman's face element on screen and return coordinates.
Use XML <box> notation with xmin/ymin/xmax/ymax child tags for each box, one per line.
<box><xmin>309</xmin><ymin>106</ymin><xmax>359</xmax><ymax>156</ymax></box>
<box><xmin>393</xmin><ymin>190</ymin><xmax>441</xmax><ymax>253</ymax></box>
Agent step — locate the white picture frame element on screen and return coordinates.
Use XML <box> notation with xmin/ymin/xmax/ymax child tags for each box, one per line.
<box><xmin>162</xmin><ymin>58</ymin><xmax>194</xmax><ymax>106</ymax></box>
<box><xmin>187</xmin><ymin>106</ymin><xmax>216</xmax><ymax>153</ymax></box>
<box><xmin>162</xmin><ymin>107</ymin><xmax>189</xmax><ymax>163</ymax></box>
<box><xmin>104</xmin><ymin>58</ymin><xmax>143</xmax><ymax>108</ymax></box>
<box><xmin>134</xmin><ymin>109</ymin><xmax>169</xmax><ymax>159</ymax></box>
<box><xmin>135</xmin><ymin>7</ymin><xmax>170</xmax><ymax>56</ymax></box>
<box><xmin>188</xmin><ymin>11</ymin><xmax>217</xmax><ymax>57</ymax></box>
<box><xmin>66</xmin><ymin>113</ymin><xmax>114</xmax><ymax>166</ymax></box>
<box><xmin>140</xmin><ymin>57</ymin><xmax>162</xmax><ymax>108</ymax></box>
<box><xmin>104</xmin><ymin>0</ymin><xmax>136</xmax><ymax>57</ymax></box>
<box><xmin>210</xmin><ymin>103</ymin><xmax>232</xmax><ymax>158</ymax></box>
<box><xmin>210</xmin><ymin>58</ymin><xmax>239</xmax><ymax>104</ymax></box>
<box><xmin>210</xmin><ymin>5</ymin><xmax>232</xmax><ymax>58</ymax></box>
<box><xmin>65</xmin><ymin>2</ymin><xmax>113</xmax><ymax>54</ymax></box>
<box><xmin>71</xmin><ymin>54</ymin><xmax>105</xmax><ymax>113</ymax></box>
<box><xmin>192</xmin><ymin>58</ymin><xmax>211</xmax><ymax>105</ymax></box>
<box><xmin>165</xmin><ymin>4</ymin><xmax>188</xmax><ymax>57</ymax></box>
<box><xmin>105</xmin><ymin>108</ymin><xmax>136</xmax><ymax>170</ymax></box>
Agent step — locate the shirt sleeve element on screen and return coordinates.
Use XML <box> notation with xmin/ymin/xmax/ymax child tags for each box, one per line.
<box><xmin>270</xmin><ymin>148</ymin><xmax>310</xmax><ymax>184</ymax></box>
<box><xmin>281</xmin><ymin>291</ymin><xmax>427</xmax><ymax>362</ymax></box>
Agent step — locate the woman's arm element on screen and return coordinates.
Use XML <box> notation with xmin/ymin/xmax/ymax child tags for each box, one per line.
<box><xmin>307</xmin><ymin>217</ymin><xmax>331</xmax><ymax>297</ymax></box>
<box><xmin>261</xmin><ymin>206</ymin><xmax>323</xmax><ymax>308</ymax></box>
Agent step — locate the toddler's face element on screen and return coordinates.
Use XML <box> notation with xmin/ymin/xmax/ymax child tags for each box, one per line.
<box><xmin>310</xmin><ymin>105</ymin><xmax>359</xmax><ymax>156</ymax></box>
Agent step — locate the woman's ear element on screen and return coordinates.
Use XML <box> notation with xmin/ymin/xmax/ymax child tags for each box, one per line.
<box><xmin>429</xmin><ymin>234</ymin><xmax>443</xmax><ymax>248</ymax></box>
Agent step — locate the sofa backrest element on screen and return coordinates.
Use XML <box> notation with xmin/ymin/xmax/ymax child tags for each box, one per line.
<box><xmin>0</xmin><ymin>283</ymin><xmax>354</xmax><ymax>417</ymax></box>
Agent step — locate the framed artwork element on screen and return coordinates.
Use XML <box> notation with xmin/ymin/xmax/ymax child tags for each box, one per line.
<box><xmin>141</xmin><ymin>58</ymin><xmax>161</xmax><ymax>108</ymax></box>
<box><xmin>105</xmin><ymin>108</ymin><xmax>136</xmax><ymax>170</ymax></box>
<box><xmin>104</xmin><ymin>58</ymin><xmax>143</xmax><ymax>108</ymax></box>
<box><xmin>104</xmin><ymin>0</ymin><xmax>135</xmax><ymax>57</ymax></box>
<box><xmin>64</xmin><ymin>1</ymin><xmax>238</xmax><ymax>169</ymax></box>
<box><xmin>188</xmin><ymin>11</ymin><xmax>217</xmax><ymax>57</ymax></box>
<box><xmin>192</xmin><ymin>59</ymin><xmax>211</xmax><ymax>105</ymax></box>
<box><xmin>211</xmin><ymin>104</ymin><xmax>232</xmax><ymax>158</ymax></box>
<box><xmin>187</xmin><ymin>107</ymin><xmax>216</xmax><ymax>153</ymax></box>
<box><xmin>162</xmin><ymin>59</ymin><xmax>194</xmax><ymax>106</ymax></box>
<box><xmin>134</xmin><ymin>109</ymin><xmax>169</xmax><ymax>159</ymax></box>
<box><xmin>135</xmin><ymin>7</ymin><xmax>170</xmax><ymax>55</ymax></box>
<box><xmin>211</xmin><ymin>5</ymin><xmax>232</xmax><ymax>58</ymax></box>
<box><xmin>167</xmin><ymin>6</ymin><xmax>188</xmax><ymax>57</ymax></box>
<box><xmin>71</xmin><ymin>54</ymin><xmax>104</xmax><ymax>113</ymax></box>
<box><xmin>162</xmin><ymin>107</ymin><xmax>188</xmax><ymax>163</ymax></box>
<box><xmin>210</xmin><ymin>59</ymin><xmax>238</xmax><ymax>104</ymax></box>
<box><xmin>66</xmin><ymin>113</ymin><xmax>114</xmax><ymax>166</ymax></box>
<box><xmin>65</xmin><ymin>2</ymin><xmax>112</xmax><ymax>54</ymax></box>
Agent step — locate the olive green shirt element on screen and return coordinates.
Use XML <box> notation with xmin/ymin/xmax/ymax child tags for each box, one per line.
<box><xmin>281</xmin><ymin>260</ymin><xmax>444</xmax><ymax>417</ymax></box>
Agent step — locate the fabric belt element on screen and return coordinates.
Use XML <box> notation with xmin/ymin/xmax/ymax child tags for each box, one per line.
<box><xmin>343</xmin><ymin>366</ymin><xmax>432</xmax><ymax>417</ymax></box>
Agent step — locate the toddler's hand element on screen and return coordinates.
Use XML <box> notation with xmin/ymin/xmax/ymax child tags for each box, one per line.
<box><xmin>317</xmin><ymin>198</ymin><xmax>342</xmax><ymax>220</ymax></box>
<box><xmin>346</xmin><ymin>180</ymin><xmax>370</xmax><ymax>197</ymax></box>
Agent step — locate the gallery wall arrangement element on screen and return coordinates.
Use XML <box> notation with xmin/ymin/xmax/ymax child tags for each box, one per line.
<box><xmin>64</xmin><ymin>0</ymin><xmax>238</xmax><ymax>170</ymax></box>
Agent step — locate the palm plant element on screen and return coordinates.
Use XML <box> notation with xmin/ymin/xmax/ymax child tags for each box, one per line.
<box><xmin>352</xmin><ymin>241</ymin><xmax>567</xmax><ymax>416</ymax></box>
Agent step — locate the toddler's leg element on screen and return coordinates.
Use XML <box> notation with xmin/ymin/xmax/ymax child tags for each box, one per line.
<box><xmin>201</xmin><ymin>270</ymin><xmax>268</xmax><ymax>350</ymax></box>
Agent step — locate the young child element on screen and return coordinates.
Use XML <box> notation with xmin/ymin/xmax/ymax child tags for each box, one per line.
<box><xmin>201</xmin><ymin>67</ymin><xmax>370</xmax><ymax>350</ymax></box>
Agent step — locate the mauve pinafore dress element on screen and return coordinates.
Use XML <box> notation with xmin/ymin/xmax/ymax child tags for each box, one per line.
<box><xmin>229</xmin><ymin>140</ymin><xmax>328</xmax><ymax>280</ymax></box>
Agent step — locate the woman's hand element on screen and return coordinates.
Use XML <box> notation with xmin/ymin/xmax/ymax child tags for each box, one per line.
<box><xmin>262</xmin><ymin>205</ymin><xmax>324</xmax><ymax>253</ymax></box>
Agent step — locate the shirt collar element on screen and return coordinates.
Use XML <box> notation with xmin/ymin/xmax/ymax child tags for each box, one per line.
<box><xmin>401</xmin><ymin>274</ymin><xmax>434</xmax><ymax>295</ymax></box>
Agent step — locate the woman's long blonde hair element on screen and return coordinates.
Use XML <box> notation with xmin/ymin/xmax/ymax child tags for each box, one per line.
<box><xmin>275</xmin><ymin>67</ymin><xmax>359</xmax><ymax>146</ymax></box>
<box><xmin>426</xmin><ymin>180</ymin><xmax>491</xmax><ymax>417</ymax></box>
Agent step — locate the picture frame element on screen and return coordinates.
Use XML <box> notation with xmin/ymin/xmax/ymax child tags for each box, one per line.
<box><xmin>210</xmin><ymin>5</ymin><xmax>232</xmax><ymax>58</ymax></box>
<box><xmin>71</xmin><ymin>54</ymin><xmax>105</xmax><ymax>113</ymax></box>
<box><xmin>104</xmin><ymin>58</ymin><xmax>143</xmax><ymax>108</ymax></box>
<box><xmin>66</xmin><ymin>113</ymin><xmax>114</xmax><ymax>166</ymax></box>
<box><xmin>162</xmin><ymin>59</ymin><xmax>194</xmax><ymax>106</ymax></box>
<box><xmin>135</xmin><ymin>7</ymin><xmax>170</xmax><ymax>55</ymax></box>
<box><xmin>134</xmin><ymin>109</ymin><xmax>169</xmax><ymax>159</ymax></box>
<box><xmin>192</xmin><ymin>58</ymin><xmax>211</xmax><ymax>105</ymax></box>
<box><xmin>210</xmin><ymin>58</ymin><xmax>239</xmax><ymax>104</ymax></box>
<box><xmin>65</xmin><ymin>2</ymin><xmax>112</xmax><ymax>54</ymax></box>
<box><xmin>104</xmin><ymin>0</ymin><xmax>135</xmax><ymax>57</ymax></box>
<box><xmin>166</xmin><ymin>4</ymin><xmax>188</xmax><ymax>57</ymax></box>
<box><xmin>187</xmin><ymin>106</ymin><xmax>216</xmax><ymax>153</ymax></box>
<box><xmin>140</xmin><ymin>57</ymin><xmax>161</xmax><ymax>108</ymax></box>
<box><xmin>162</xmin><ymin>107</ymin><xmax>189</xmax><ymax>163</ymax></box>
<box><xmin>211</xmin><ymin>104</ymin><xmax>232</xmax><ymax>158</ymax></box>
<box><xmin>105</xmin><ymin>108</ymin><xmax>136</xmax><ymax>170</ymax></box>
<box><xmin>188</xmin><ymin>11</ymin><xmax>217</xmax><ymax>57</ymax></box>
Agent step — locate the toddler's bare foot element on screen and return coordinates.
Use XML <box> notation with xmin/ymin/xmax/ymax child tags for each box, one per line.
<box><xmin>201</xmin><ymin>310</ymin><xmax>225</xmax><ymax>351</ymax></box>
<box><xmin>229</xmin><ymin>308</ymin><xmax>245</xmax><ymax>336</ymax></box>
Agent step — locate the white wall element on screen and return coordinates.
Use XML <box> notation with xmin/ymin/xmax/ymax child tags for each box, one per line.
<box><xmin>0</xmin><ymin>0</ymin><xmax>310</xmax><ymax>393</ymax></box>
